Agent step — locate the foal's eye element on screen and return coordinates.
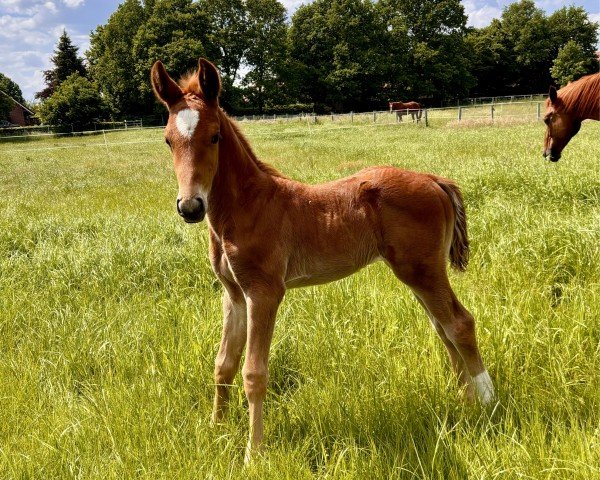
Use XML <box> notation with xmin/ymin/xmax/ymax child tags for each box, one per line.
<box><xmin>211</xmin><ymin>133</ymin><xmax>221</xmax><ymax>144</ymax></box>
<box><xmin>165</xmin><ymin>138</ymin><xmax>172</xmax><ymax>148</ymax></box>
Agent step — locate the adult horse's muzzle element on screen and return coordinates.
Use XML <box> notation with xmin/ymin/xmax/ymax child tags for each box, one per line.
<box><xmin>177</xmin><ymin>197</ymin><xmax>206</xmax><ymax>223</ymax></box>
<box><xmin>543</xmin><ymin>150</ymin><xmax>561</xmax><ymax>162</ymax></box>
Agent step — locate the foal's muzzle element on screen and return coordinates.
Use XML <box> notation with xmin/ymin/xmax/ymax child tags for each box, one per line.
<box><xmin>177</xmin><ymin>197</ymin><xmax>205</xmax><ymax>223</ymax></box>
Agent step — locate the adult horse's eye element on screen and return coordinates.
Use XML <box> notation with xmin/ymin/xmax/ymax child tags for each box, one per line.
<box><xmin>211</xmin><ymin>133</ymin><xmax>221</xmax><ymax>144</ymax></box>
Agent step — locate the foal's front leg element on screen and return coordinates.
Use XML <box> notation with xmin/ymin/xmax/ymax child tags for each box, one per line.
<box><xmin>212</xmin><ymin>289</ymin><xmax>247</xmax><ymax>423</ymax></box>
<box><xmin>242</xmin><ymin>285</ymin><xmax>284</xmax><ymax>463</ymax></box>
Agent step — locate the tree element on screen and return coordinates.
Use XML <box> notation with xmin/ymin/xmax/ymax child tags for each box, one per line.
<box><xmin>87</xmin><ymin>0</ymin><xmax>150</xmax><ymax>116</ymax></box>
<box><xmin>377</xmin><ymin>0</ymin><xmax>473</xmax><ymax>103</ymax></box>
<box><xmin>242</xmin><ymin>0</ymin><xmax>288</xmax><ymax>113</ymax></box>
<box><xmin>375</xmin><ymin>0</ymin><xmax>411</xmax><ymax>102</ymax></box>
<box><xmin>0</xmin><ymin>73</ymin><xmax>25</xmax><ymax>121</ymax></box>
<box><xmin>465</xmin><ymin>0</ymin><xmax>598</xmax><ymax>96</ymax></box>
<box><xmin>37</xmin><ymin>74</ymin><xmax>106</xmax><ymax>128</ymax></box>
<box><xmin>465</xmin><ymin>20</ymin><xmax>517</xmax><ymax>96</ymax></box>
<box><xmin>289</xmin><ymin>0</ymin><xmax>388</xmax><ymax>111</ymax></box>
<box><xmin>548</xmin><ymin>6</ymin><xmax>598</xmax><ymax>60</ymax></box>
<box><xmin>551</xmin><ymin>40</ymin><xmax>598</xmax><ymax>87</ymax></box>
<box><xmin>36</xmin><ymin>30</ymin><xmax>86</xmax><ymax>100</ymax></box>
<box><xmin>200</xmin><ymin>0</ymin><xmax>250</xmax><ymax>109</ymax></box>
<box><xmin>133</xmin><ymin>0</ymin><xmax>216</xmax><ymax>109</ymax></box>
<box><xmin>385</xmin><ymin>0</ymin><xmax>467</xmax><ymax>41</ymax></box>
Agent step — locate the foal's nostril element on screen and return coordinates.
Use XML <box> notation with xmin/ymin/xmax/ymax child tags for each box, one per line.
<box><xmin>176</xmin><ymin>197</ymin><xmax>206</xmax><ymax>222</ymax></box>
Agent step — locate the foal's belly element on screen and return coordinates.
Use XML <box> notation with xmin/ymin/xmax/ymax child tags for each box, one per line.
<box><xmin>284</xmin><ymin>253</ymin><xmax>382</xmax><ymax>288</ymax></box>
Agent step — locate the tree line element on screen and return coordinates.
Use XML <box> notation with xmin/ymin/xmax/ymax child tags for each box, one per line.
<box><xmin>2</xmin><ymin>0</ymin><xmax>598</xmax><ymax>127</ymax></box>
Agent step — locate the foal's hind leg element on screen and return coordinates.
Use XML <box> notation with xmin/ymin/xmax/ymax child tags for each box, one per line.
<box><xmin>413</xmin><ymin>296</ymin><xmax>475</xmax><ymax>401</ymax></box>
<box><xmin>393</xmin><ymin>263</ymin><xmax>494</xmax><ymax>403</ymax></box>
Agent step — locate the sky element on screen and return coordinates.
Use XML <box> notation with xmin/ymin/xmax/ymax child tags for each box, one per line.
<box><xmin>1</xmin><ymin>0</ymin><xmax>598</xmax><ymax>101</ymax></box>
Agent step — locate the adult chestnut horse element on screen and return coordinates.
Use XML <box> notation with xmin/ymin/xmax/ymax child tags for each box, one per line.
<box><xmin>389</xmin><ymin>100</ymin><xmax>423</xmax><ymax>122</ymax></box>
<box><xmin>152</xmin><ymin>58</ymin><xmax>494</xmax><ymax>462</ymax></box>
<box><xmin>543</xmin><ymin>73</ymin><xmax>600</xmax><ymax>162</ymax></box>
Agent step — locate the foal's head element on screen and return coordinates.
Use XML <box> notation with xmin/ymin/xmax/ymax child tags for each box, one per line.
<box><xmin>151</xmin><ymin>58</ymin><xmax>222</xmax><ymax>222</ymax></box>
<box><xmin>542</xmin><ymin>86</ymin><xmax>581</xmax><ymax>162</ymax></box>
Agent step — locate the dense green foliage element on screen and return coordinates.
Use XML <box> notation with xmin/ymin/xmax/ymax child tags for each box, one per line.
<box><xmin>0</xmin><ymin>119</ymin><xmax>599</xmax><ymax>478</ymax></box>
<box><xmin>551</xmin><ymin>40</ymin><xmax>598</xmax><ymax>87</ymax></box>
<box><xmin>87</xmin><ymin>0</ymin><xmax>150</xmax><ymax>116</ymax></box>
<box><xmin>35</xmin><ymin>30</ymin><xmax>87</xmax><ymax>101</ymax></box>
<box><xmin>82</xmin><ymin>0</ymin><xmax>598</xmax><ymax>115</ymax></box>
<box><xmin>0</xmin><ymin>73</ymin><xmax>25</xmax><ymax>121</ymax></box>
<box><xmin>241</xmin><ymin>0</ymin><xmax>288</xmax><ymax>113</ymax></box>
<box><xmin>466</xmin><ymin>1</ymin><xmax>598</xmax><ymax>96</ymax></box>
<box><xmin>36</xmin><ymin>74</ymin><xmax>106</xmax><ymax>127</ymax></box>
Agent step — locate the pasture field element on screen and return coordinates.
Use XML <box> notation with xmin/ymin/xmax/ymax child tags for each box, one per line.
<box><xmin>0</xmin><ymin>120</ymin><xmax>599</xmax><ymax>479</ymax></box>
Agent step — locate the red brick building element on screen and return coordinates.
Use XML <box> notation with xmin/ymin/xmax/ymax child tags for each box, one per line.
<box><xmin>8</xmin><ymin>100</ymin><xmax>35</xmax><ymax>126</ymax></box>
<box><xmin>1</xmin><ymin>90</ymin><xmax>35</xmax><ymax>126</ymax></box>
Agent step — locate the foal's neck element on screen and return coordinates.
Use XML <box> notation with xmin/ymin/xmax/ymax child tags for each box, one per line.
<box><xmin>207</xmin><ymin>111</ymin><xmax>278</xmax><ymax>227</ymax></box>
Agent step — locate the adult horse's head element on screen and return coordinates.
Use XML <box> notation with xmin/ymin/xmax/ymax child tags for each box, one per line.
<box><xmin>542</xmin><ymin>85</ymin><xmax>581</xmax><ymax>162</ymax></box>
<box><xmin>151</xmin><ymin>58</ymin><xmax>222</xmax><ymax>223</ymax></box>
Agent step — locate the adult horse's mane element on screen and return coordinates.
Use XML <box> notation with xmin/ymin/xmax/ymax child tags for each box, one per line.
<box><xmin>555</xmin><ymin>73</ymin><xmax>600</xmax><ymax>119</ymax></box>
<box><xmin>178</xmin><ymin>70</ymin><xmax>287</xmax><ymax>179</ymax></box>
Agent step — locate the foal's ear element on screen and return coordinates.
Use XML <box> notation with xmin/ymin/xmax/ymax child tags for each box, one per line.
<box><xmin>549</xmin><ymin>86</ymin><xmax>558</xmax><ymax>104</ymax></box>
<box><xmin>151</xmin><ymin>61</ymin><xmax>183</xmax><ymax>106</ymax></box>
<box><xmin>198</xmin><ymin>58</ymin><xmax>221</xmax><ymax>101</ymax></box>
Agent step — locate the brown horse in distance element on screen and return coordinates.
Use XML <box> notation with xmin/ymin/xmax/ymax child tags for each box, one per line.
<box><xmin>152</xmin><ymin>58</ymin><xmax>494</xmax><ymax>462</ymax></box>
<box><xmin>543</xmin><ymin>73</ymin><xmax>599</xmax><ymax>162</ymax></box>
<box><xmin>389</xmin><ymin>100</ymin><xmax>423</xmax><ymax>122</ymax></box>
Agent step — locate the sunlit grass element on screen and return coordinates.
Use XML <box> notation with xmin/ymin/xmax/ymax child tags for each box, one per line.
<box><xmin>1</xmin><ymin>119</ymin><xmax>599</xmax><ymax>479</ymax></box>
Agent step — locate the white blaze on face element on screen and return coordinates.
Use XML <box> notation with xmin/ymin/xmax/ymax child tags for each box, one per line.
<box><xmin>175</xmin><ymin>108</ymin><xmax>200</xmax><ymax>139</ymax></box>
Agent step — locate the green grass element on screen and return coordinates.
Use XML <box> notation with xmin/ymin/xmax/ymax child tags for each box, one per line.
<box><xmin>1</xmin><ymin>119</ymin><xmax>599</xmax><ymax>479</ymax></box>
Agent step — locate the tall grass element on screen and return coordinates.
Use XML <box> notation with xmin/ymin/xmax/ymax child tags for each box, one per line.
<box><xmin>1</xmin><ymin>120</ymin><xmax>599</xmax><ymax>479</ymax></box>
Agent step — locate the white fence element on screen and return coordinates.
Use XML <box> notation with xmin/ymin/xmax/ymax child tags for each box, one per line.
<box><xmin>463</xmin><ymin>93</ymin><xmax>547</xmax><ymax>105</ymax></box>
<box><xmin>231</xmin><ymin>100</ymin><xmax>546</xmax><ymax>127</ymax></box>
<box><xmin>0</xmin><ymin>101</ymin><xmax>547</xmax><ymax>145</ymax></box>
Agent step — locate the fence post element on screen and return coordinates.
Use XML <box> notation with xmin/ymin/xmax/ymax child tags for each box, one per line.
<box><xmin>350</xmin><ymin>111</ymin><xmax>353</xmax><ymax>123</ymax></box>
<box><xmin>103</xmin><ymin>129</ymin><xmax>109</xmax><ymax>156</ymax></box>
<box><xmin>373</xmin><ymin>111</ymin><xmax>376</xmax><ymax>122</ymax></box>
<box><xmin>424</xmin><ymin>109</ymin><xmax>428</xmax><ymax>127</ymax></box>
<box><xmin>490</xmin><ymin>105</ymin><xmax>494</xmax><ymax>121</ymax></box>
<box><xmin>458</xmin><ymin>107</ymin><xmax>462</xmax><ymax>121</ymax></box>
<box><xmin>536</xmin><ymin>102</ymin><xmax>541</xmax><ymax>120</ymax></box>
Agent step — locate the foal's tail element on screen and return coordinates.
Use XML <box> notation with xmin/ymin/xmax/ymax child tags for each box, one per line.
<box><xmin>436</xmin><ymin>179</ymin><xmax>469</xmax><ymax>272</ymax></box>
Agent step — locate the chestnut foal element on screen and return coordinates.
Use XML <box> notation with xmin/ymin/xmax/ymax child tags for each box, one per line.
<box><xmin>151</xmin><ymin>58</ymin><xmax>494</xmax><ymax>462</ymax></box>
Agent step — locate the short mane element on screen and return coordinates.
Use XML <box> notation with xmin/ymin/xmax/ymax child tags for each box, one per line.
<box><xmin>558</xmin><ymin>73</ymin><xmax>600</xmax><ymax>119</ymax></box>
<box><xmin>223</xmin><ymin>113</ymin><xmax>288</xmax><ymax>179</ymax></box>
